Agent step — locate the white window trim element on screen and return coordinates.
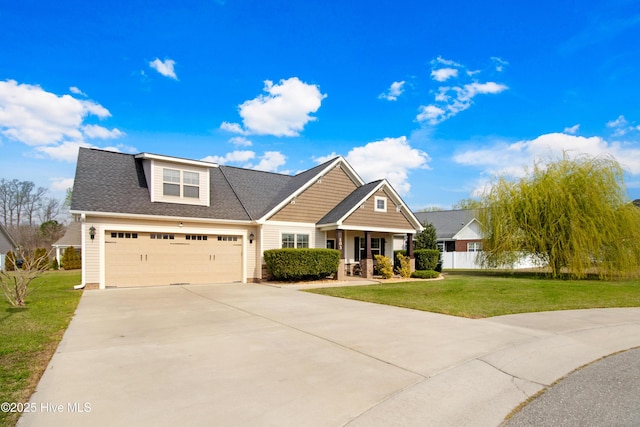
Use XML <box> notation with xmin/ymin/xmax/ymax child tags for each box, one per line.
<box><xmin>374</xmin><ymin>196</ymin><xmax>387</xmax><ymax>212</ymax></box>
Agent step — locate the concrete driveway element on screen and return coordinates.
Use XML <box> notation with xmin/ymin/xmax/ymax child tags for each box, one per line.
<box><xmin>18</xmin><ymin>283</ymin><xmax>640</xmax><ymax>427</ymax></box>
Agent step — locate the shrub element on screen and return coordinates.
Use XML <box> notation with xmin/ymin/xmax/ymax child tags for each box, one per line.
<box><xmin>264</xmin><ymin>248</ymin><xmax>340</xmax><ymax>281</ymax></box>
<box><xmin>396</xmin><ymin>253</ymin><xmax>411</xmax><ymax>278</ymax></box>
<box><xmin>61</xmin><ymin>246</ymin><xmax>81</xmax><ymax>270</ymax></box>
<box><xmin>51</xmin><ymin>257</ymin><xmax>59</xmax><ymax>270</ymax></box>
<box><xmin>415</xmin><ymin>249</ymin><xmax>440</xmax><ymax>271</ymax></box>
<box><xmin>374</xmin><ymin>255</ymin><xmax>394</xmax><ymax>279</ymax></box>
<box><xmin>411</xmin><ymin>269</ymin><xmax>440</xmax><ymax>279</ymax></box>
<box><xmin>394</xmin><ymin>250</ymin><xmax>406</xmax><ymax>270</ymax></box>
<box><xmin>34</xmin><ymin>248</ymin><xmax>49</xmax><ymax>270</ymax></box>
<box><xmin>5</xmin><ymin>251</ymin><xmax>16</xmax><ymax>271</ymax></box>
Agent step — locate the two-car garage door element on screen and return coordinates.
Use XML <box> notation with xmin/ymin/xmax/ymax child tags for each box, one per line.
<box><xmin>105</xmin><ymin>231</ymin><xmax>242</xmax><ymax>287</ymax></box>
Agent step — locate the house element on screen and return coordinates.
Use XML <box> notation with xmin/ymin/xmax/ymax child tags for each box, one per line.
<box><xmin>414</xmin><ymin>209</ymin><xmax>484</xmax><ymax>269</ymax></box>
<box><xmin>0</xmin><ymin>223</ymin><xmax>18</xmax><ymax>271</ymax></box>
<box><xmin>52</xmin><ymin>221</ymin><xmax>82</xmax><ymax>267</ymax></box>
<box><xmin>414</xmin><ymin>209</ymin><xmax>541</xmax><ymax>270</ymax></box>
<box><xmin>70</xmin><ymin>148</ymin><xmax>423</xmax><ymax>289</ymax></box>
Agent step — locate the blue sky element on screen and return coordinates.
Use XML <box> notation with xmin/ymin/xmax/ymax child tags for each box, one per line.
<box><xmin>1</xmin><ymin>0</ymin><xmax>640</xmax><ymax>211</ymax></box>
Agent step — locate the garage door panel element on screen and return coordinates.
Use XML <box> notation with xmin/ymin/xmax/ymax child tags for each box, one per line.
<box><xmin>105</xmin><ymin>232</ymin><xmax>242</xmax><ymax>287</ymax></box>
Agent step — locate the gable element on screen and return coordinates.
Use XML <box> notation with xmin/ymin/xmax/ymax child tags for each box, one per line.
<box><xmin>453</xmin><ymin>218</ymin><xmax>483</xmax><ymax>240</ymax></box>
<box><xmin>342</xmin><ymin>188</ymin><xmax>416</xmax><ymax>231</ymax></box>
<box><xmin>0</xmin><ymin>225</ymin><xmax>17</xmax><ymax>253</ymax></box>
<box><xmin>269</xmin><ymin>165</ymin><xmax>359</xmax><ymax>223</ymax></box>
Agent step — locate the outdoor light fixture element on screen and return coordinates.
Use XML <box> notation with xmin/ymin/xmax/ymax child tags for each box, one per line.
<box><xmin>249</xmin><ymin>233</ymin><xmax>255</xmax><ymax>244</ymax></box>
<box><xmin>89</xmin><ymin>226</ymin><xmax>96</xmax><ymax>240</ymax></box>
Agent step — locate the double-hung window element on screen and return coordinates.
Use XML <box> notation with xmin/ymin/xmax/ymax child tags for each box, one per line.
<box><xmin>163</xmin><ymin>169</ymin><xmax>181</xmax><ymax>196</ymax></box>
<box><xmin>281</xmin><ymin>233</ymin><xmax>309</xmax><ymax>248</ymax></box>
<box><xmin>163</xmin><ymin>168</ymin><xmax>200</xmax><ymax>199</ymax></box>
<box><xmin>467</xmin><ymin>242</ymin><xmax>483</xmax><ymax>252</ymax></box>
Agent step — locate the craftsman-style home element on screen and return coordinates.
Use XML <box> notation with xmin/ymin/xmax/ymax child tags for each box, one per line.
<box><xmin>71</xmin><ymin>148</ymin><xmax>423</xmax><ymax>288</ymax></box>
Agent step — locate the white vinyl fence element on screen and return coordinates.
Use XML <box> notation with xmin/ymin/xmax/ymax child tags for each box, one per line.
<box><xmin>440</xmin><ymin>252</ymin><xmax>542</xmax><ymax>270</ymax></box>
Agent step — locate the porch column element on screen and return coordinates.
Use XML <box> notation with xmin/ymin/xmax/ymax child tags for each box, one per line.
<box><xmin>407</xmin><ymin>232</ymin><xmax>416</xmax><ymax>272</ymax></box>
<box><xmin>362</xmin><ymin>231</ymin><xmax>374</xmax><ymax>278</ymax></box>
<box><xmin>336</xmin><ymin>229</ymin><xmax>346</xmax><ymax>280</ymax></box>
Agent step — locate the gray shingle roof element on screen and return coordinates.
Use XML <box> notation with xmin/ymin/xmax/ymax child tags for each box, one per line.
<box><xmin>413</xmin><ymin>209</ymin><xmax>477</xmax><ymax>239</ymax></box>
<box><xmin>71</xmin><ymin>148</ymin><xmax>251</xmax><ymax>220</ymax></box>
<box><xmin>71</xmin><ymin>148</ymin><xmax>341</xmax><ymax>222</ymax></box>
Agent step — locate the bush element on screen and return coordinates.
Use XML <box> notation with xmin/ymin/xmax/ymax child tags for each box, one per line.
<box><xmin>33</xmin><ymin>248</ymin><xmax>49</xmax><ymax>270</ymax></box>
<box><xmin>411</xmin><ymin>269</ymin><xmax>440</xmax><ymax>279</ymax></box>
<box><xmin>61</xmin><ymin>246</ymin><xmax>81</xmax><ymax>270</ymax></box>
<box><xmin>5</xmin><ymin>251</ymin><xmax>16</xmax><ymax>271</ymax></box>
<box><xmin>415</xmin><ymin>249</ymin><xmax>440</xmax><ymax>271</ymax></box>
<box><xmin>393</xmin><ymin>250</ymin><xmax>406</xmax><ymax>270</ymax></box>
<box><xmin>374</xmin><ymin>255</ymin><xmax>394</xmax><ymax>279</ymax></box>
<box><xmin>264</xmin><ymin>248</ymin><xmax>340</xmax><ymax>281</ymax></box>
<box><xmin>51</xmin><ymin>258</ymin><xmax>59</xmax><ymax>270</ymax></box>
<box><xmin>396</xmin><ymin>253</ymin><xmax>411</xmax><ymax>278</ymax></box>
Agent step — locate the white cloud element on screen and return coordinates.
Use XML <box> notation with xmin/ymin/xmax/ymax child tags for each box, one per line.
<box><xmin>220</xmin><ymin>121</ymin><xmax>247</xmax><ymax>134</ymax></box>
<box><xmin>251</xmin><ymin>151</ymin><xmax>287</xmax><ymax>172</ymax></box>
<box><xmin>431</xmin><ymin>68</ymin><xmax>458</xmax><ymax>82</ymax></box>
<box><xmin>69</xmin><ymin>86</ymin><xmax>86</xmax><ymax>96</ymax></box>
<box><xmin>50</xmin><ymin>177</ymin><xmax>75</xmax><ymax>192</ymax></box>
<box><xmin>432</xmin><ymin>56</ymin><xmax>462</xmax><ymax>67</ymax></box>
<box><xmin>454</xmin><ymin>132</ymin><xmax>640</xmax><ymax>191</ymax></box>
<box><xmin>0</xmin><ymin>79</ymin><xmax>123</xmax><ymax>162</ymax></box>
<box><xmin>607</xmin><ymin>115</ymin><xmax>628</xmax><ymax>128</ymax></box>
<box><xmin>229</xmin><ymin>136</ymin><xmax>252</xmax><ymax>147</ymax></box>
<box><xmin>312</xmin><ymin>152</ymin><xmax>339</xmax><ymax>164</ymax></box>
<box><xmin>35</xmin><ymin>141</ymin><xmax>92</xmax><ymax>162</ymax></box>
<box><xmin>201</xmin><ymin>150</ymin><xmax>287</xmax><ymax>173</ymax></box>
<box><xmin>82</xmin><ymin>124</ymin><xmax>125</xmax><ymax>139</ymax></box>
<box><xmin>564</xmin><ymin>124</ymin><xmax>580</xmax><ymax>134</ymax></box>
<box><xmin>418</xmin><ymin>57</ymin><xmax>509</xmax><ymax>125</ymax></box>
<box><xmin>344</xmin><ymin>136</ymin><xmax>430</xmax><ymax>195</ymax></box>
<box><xmin>201</xmin><ymin>150</ymin><xmax>256</xmax><ymax>164</ymax></box>
<box><xmin>223</xmin><ymin>77</ymin><xmax>326</xmax><ymax>137</ymax></box>
<box><xmin>379</xmin><ymin>81</ymin><xmax>405</xmax><ymax>101</ymax></box>
<box><xmin>149</xmin><ymin>58</ymin><xmax>178</xmax><ymax>80</ymax></box>
<box><xmin>491</xmin><ymin>56</ymin><xmax>509</xmax><ymax>72</ymax></box>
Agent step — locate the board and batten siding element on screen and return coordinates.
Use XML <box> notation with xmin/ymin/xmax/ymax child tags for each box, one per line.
<box><xmin>343</xmin><ymin>189</ymin><xmax>415</xmax><ymax>230</ymax></box>
<box><xmin>269</xmin><ymin>166</ymin><xmax>358</xmax><ymax>223</ymax></box>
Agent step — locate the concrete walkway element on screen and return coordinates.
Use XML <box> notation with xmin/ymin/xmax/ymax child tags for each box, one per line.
<box><xmin>18</xmin><ymin>283</ymin><xmax>640</xmax><ymax>427</ymax></box>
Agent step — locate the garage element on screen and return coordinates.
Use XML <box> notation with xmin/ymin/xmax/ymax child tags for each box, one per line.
<box><xmin>105</xmin><ymin>231</ymin><xmax>243</xmax><ymax>287</ymax></box>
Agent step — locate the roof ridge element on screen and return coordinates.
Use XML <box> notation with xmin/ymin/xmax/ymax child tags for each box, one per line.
<box><xmin>217</xmin><ymin>167</ymin><xmax>255</xmax><ymax>221</ymax></box>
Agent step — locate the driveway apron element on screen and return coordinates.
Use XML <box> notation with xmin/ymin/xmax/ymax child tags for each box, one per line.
<box><xmin>17</xmin><ymin>284</ymin><xmax>640</xmax><ymax>427</ymax></box>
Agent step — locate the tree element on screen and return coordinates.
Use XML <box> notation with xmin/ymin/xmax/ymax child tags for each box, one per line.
<box><xmin>479</xmin><ymin>154</ymin><xmax>640</xmax><ymax>279</ymax></box>
<box><xmin>415</xmin><ymin>221</ymin><xmax>438</xmax><ymax>250</ymax></box>
<box><xmin>452</xmin><ymin>197</ymin><xmax>483</xmax><ymax>210</ymax></box>
<box><xmin>1</xmin><ymin>248</ymin><xmax>51</xmax><ymax>307</ymax></box>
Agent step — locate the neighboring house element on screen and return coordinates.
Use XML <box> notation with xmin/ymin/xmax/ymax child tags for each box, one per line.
<box><xmin>52</xmin><ymin>221</ymin><xmax>82</xmax><ymax>267</ymax></box>
<box><xmin>70</xmin><ymin>148</ymin><xmax>423</xmax><ymax>289</ymax></box>
<box><xmin>414</xmin><ymin>209</ymin><xmax>484</xmax><ymax>269</ymax></box>
<box><xmin>0</xmin><ymin>224</ymin><xmax>18</xmax><ymax>271</ymax></box>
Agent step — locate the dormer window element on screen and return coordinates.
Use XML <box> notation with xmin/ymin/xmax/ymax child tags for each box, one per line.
<box><xmin>183</xmin><ymin>171</ymin><xmax>200</xmax><ymax>198</ymax></box>
<box><xmin>163</xmin><ymin>168</ymin><xmax>200</xmax><ymax>199</ymax></box>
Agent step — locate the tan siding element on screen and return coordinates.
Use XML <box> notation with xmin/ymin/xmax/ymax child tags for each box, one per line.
<box><xmin>343</xmin><ymin>189</ymin><xmax>415</xmax><ymax>229</ymax></box>
<box><xmin>270</xmin><ymin>166</ymin><xmax>358</xmax><ymax>222</ymax></box>
<box><xmin>83</xmin><ymin>220</ymin><xmax>100</xmax><ymax>284</ymax></box>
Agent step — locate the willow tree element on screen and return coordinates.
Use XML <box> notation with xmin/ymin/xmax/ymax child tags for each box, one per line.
<box><xmin>478</xmin><ymin>154</ymin><xmax>640</xmax><ymax>279</ymax></box>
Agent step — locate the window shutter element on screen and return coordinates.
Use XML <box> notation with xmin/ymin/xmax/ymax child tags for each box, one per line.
<box><xmin>381</xmin><ymin>238</ymin><xmax>386</xmax><ymax>256</ymax></box>
<box><xmin>354</xmin><ymin>236</ymin><xmax>360</xmax><ymax>261</ymax></box>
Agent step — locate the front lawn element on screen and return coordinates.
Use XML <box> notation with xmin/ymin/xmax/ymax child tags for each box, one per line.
<box><xmin>0</xmin><ymin>270</ymin><xmax>82</xmax><ymax>427</ymax></box>
<box><xmin>306</xmin><ymin>271</ymin><xmax>640</xmax><ymax>318</ymax></box>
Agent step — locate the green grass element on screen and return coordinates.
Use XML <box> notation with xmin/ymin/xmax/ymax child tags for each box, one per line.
<box><xmin>0</xmin><ymin>270</ymin><xmax>82</xmax><ymax>427</ymax></box>
<box><xmin>306</xmin><ymin>271</ymin><xmax>640</xmax><ymax>319</ymax></box>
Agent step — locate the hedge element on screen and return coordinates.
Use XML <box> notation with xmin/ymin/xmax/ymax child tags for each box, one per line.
<box><xmin>415</xmin><ymin>249</ymin><xmax>440</xmax><ymax>271</ymax></box>
<box><xmin>264</xmin><ymin>248</ymin><xmax>340</xmax><ymax>281</ymax></box>
<box><xmin>411</xmin><ymin>269</ymin><xmax>440</xmax><ymax>279</ymax></box>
